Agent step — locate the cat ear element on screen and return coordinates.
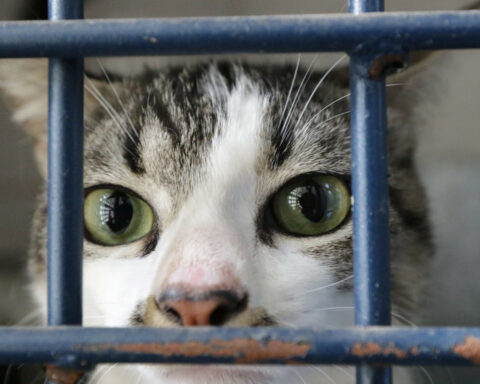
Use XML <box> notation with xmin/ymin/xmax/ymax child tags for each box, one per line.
<box><xmin>0</xmin><ymin>59</ymin><xmax>117</xmax><ymax>179</ymax></box>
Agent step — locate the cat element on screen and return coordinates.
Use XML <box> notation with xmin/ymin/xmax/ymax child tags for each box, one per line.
<box><xmin>0</xmin><ymin>55</ymin><xmax>434</xmax><ymax>383</ymax></box>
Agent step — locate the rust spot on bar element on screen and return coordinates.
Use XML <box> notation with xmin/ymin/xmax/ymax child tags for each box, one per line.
<box><xmin>45</xmin><ymin>366</ymin><xmax>85</xmax><ymax>384</ymax></box>
<box><xmin>369</xmin><ymin>53</ymin><xmax>405</xmax><ymax>79</ymax></box>
<box><xmin>453</xmin><ymin>336</ymin><xmax>480</xmax><ymax>364</ymax></box>
<box><xmin>84</xmin><ymin>338</ymin><xmax>310</xmax><ymax>363</ymax></box>
<box><xmin>352</xmin><ymin>342</ymin><xmax>407</xmax><ymax>359</ymax></box>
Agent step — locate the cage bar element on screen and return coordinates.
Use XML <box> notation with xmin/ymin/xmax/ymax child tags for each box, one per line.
<box><xmin>349</xmin><ymin>0</ymin><xmax>392</xmax><ymax>382</ymax></box>
<box><xmin>46</xmin><ymin>0</ymin><xmax>84</xmax><ymax>330</ymax></box>
<box><xmin>0</xmin><ymin>11</ymin><xmax>479</xmax><ymax>58</ymax></box>
<box><xmin>0</xmin><ymin>327</ymin><xmax>480</xmax><ymax>366</ymax></box>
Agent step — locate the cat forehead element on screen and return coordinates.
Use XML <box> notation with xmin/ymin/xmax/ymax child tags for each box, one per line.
<box><xmin>83</xmin><ymin>63</ymin><xmax>352</xmax><ymax>192</ymax></box>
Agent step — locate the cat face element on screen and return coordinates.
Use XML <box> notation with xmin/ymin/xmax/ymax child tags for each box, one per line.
<box><xmin>0</xmin><ymin>59</ymin><xmax>432</xmax><ymax>383</ymax></box>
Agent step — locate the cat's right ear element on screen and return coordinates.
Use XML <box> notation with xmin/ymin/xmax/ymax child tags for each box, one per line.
<box><xmin>0</xmin><ymin>59</ymin><xmax>114</xmax><ymax>179</ymax></box>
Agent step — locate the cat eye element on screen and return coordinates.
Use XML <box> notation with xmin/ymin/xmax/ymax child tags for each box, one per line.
<box><xmin>272</xmin><ymin>174</ymin><xmax>350</xmax><ymax>236</ymax></box>
<box><xmin>84</xmin><ymin>188</ymin><xmax>154</xmax><ymax>246</ymax></box>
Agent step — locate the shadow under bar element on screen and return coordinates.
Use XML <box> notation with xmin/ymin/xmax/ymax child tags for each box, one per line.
<box><xmin>0</xmin><ymin>11</ymin><xmax>479</xmax><ymax>57</ymax></box>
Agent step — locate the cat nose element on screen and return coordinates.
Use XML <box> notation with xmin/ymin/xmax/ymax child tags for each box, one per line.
<box><xmin>156</xmin><ymin>289</ymin><xmax>248</xmax><ymax>326</ymax></box>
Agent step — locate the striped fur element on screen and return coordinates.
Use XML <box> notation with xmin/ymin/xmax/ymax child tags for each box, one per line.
<box><xmin>0</xmin><ymin>59</ymin><xmax>432</xmax><ymax>384</ymax></box>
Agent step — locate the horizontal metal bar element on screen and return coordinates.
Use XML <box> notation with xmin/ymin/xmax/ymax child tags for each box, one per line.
<box><xmin>0</xmin><ymin>11</ymin><xmax>479</xmax><ymax>57</ymax></box>
<box><xmin>0</xmin><ymin>327</ymin><xmax>480</xmax><ymax>366</ymax></box>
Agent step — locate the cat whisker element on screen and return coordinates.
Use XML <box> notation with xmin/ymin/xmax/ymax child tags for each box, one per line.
<box><xmin>11</xmin><ymin>308</ymin><xmax>42</xmax><ymax>326</ymax></box>
<box><xmin>446</xmin><ymin>366</ymin><xmax>457</xmax><ymax>384</ymax></box>
<box><xmin>134</xmin><ymin>373</ymin><xmax>143</xmax><ymax>384</ymax></box>
<box><xmin>296</xmin><ymin>275</ymin><xmax>353</xmax><ymax>298</ymax></box>
<box><xmin>301</xmin><ymin>92</ymin><xmax>351</xmax><ymax>132</ymax></box>
<box><xmin>276</xmin><ymin>54</ymin><xmax>301</xmax><ymax>133</ymax></box>
<box><xmin>386</xmin><ymin>82</ymin><xmax>409</xmax><ymax>88</ymax></box>
<box><xmin>84</xmin><ymin>81</ymin><xmax>127</xmax><ymax>139</ymax></box>
<box><xmin>90</xmin><ymin>364</ymin><xmax>119</xmax><ymax>384</ymax></box>
<box><xmin>85</xmin><ymin>78</ymin><xmax>124</xmax><ymax>130</ymax></box>
<box><xmin>293</xmin><ymin>55</ymin><xmax>347</xmax><ymax>133</ymax></box>
<box><xmin>316</xmin><ymin>305</ymin><xmax>355</xmax><ymax>312</ymax></box>
<box><xmin>339</xmin><ymin>2</ymin><xmax>349</xmax><ymax>12</ymax></box>
<box><xmin>303</xmin><ymin>111</ymin><xmax>350</xmax><ymax>134</ymax></box>
<box><xmin>2</xmin><ymin>364</ymin><xmax>13</xmax><ymax>384</ymax></box>
<box><xmin>333</xmin><ymin>365</ymin><xmax>354</xmax><ymax>380</ymax></box>
<box><xmin>85</xmin><ymin>77</ymin><xmax>129</xmax><ymax>139</ymax></box>
<box><xmin>96</xmin><ymin>59</ymin><xmax>139</xmax><ymax>141</ymax></box>
<box><xmin>310</xmin><ymin>305</ymin><xmax>414</xmax><ymax>326</ymax></box>
<box><xmin>390</xmin><ymin>311</ymin><xmax>418</xmax><ymax>327</ymax></box>
<box><xmin>418</xmin><ymin>366</ymin><xmax>435</xmax><ymax>384</ymax></box>
<box><xmin>309</xmin><ymin>365</ymin><xmax>338</xmax><ymax>384</ymax></box>
<box><xmin>308</xmin><ymin>110</ymin><xmax>351</xmax><ymax>132</ymax></box>
<box><xmin>299</xmin><ymin>81</ymin><xmax>406</xmax><ymax>136</ymax></box>
<box><xmin>290</xmin><ymin>367</ymin><xmax>308</xmax><ymax>384</ymax></box>
<box><xmin>280</xmin><ymin>55</ymin><xmax>319</xmax><ymax>145</ymax></box>
<box><xmin>84</xmin><ymin>80</ymin><xmax>138</xmax><ymax>159</ymax></box>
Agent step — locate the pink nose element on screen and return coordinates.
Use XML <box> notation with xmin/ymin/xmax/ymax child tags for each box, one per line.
<box><xmin>156</xmin><ymin>290</ymin><xmax>247</xmax><ymax>326</ymax></box>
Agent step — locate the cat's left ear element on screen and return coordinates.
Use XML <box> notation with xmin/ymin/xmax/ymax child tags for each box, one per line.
<box><xmin>0</xmin><ymin>59</ymin><xmax>116</xmax><ymax>178</ymax></box>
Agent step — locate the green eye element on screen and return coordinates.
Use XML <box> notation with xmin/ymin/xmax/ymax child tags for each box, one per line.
<box><xmin>272</xmin><ymin>175</ymin><xmax>350</xmax><ymax>236</ymax></box>
<box><xmin>84</xmin><ymin>188</ymin><xmax>154</xmax><ymax>246</ymax></box>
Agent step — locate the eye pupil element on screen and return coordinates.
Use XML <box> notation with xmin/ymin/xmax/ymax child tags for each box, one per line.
<box><xmin>297</xmin><ymin>183</ymin><xmax>326</xmax><ymax>222</ymax></box>
<box><xmin>101</xmin><ymin>191</ymin><xmax>133</xmax><ymax>234</ymax></box>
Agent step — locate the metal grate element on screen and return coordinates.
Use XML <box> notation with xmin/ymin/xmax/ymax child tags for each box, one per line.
<box><xmin>0</xmin><ymin>0</ymin><xmax>479</xmax><ymax>383</ymax></box>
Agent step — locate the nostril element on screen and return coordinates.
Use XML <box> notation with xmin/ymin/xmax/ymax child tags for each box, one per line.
<box><xmin>210</xmin><ymin>295</ymin><xmax>248</xmax><ymax>325</ymax></box>
<box><xmin>210</xmin><ymin>303</ymin><xmax>231</xmax><ymax>326</ymax></box>
<box><xmin>161</xmin><ymin>305</ymin><xmax>183</xmax><ymax>325</ymax></box>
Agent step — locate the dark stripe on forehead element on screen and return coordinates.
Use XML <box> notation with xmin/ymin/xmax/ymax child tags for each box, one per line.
<box><xmin>216</xmin><ymin>62</ymin><xmax>237</xmax><ymax>91</ymax></box>
<box><xmin>270</xmin><ymin>110</ymin><xmax>294</xmax><ymax>169</ymax></box>
<box><xmin>148</xmin><ymin>89</ymin><xmax>182</xmax><ymax>147</ymax></box>
<box><xmin>123</xmin><ymin>125</ymin><xmax>145</xmax><ymax>174</ymax></box>
<box><xmin>268</xmin><ymin>68</ymin><xmax>304</xmax><ymax>170</ymax></box>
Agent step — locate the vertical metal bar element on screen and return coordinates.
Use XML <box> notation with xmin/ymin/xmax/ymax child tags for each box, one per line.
<box><xmin>349</xmin><ymin>69</ymin><xmax>391</xmax><ymax>327</ymax></box>
<box><xmin>349</xmin><ymin>0</ymin><xmax>391</xmax><ymax>383</ymax></box>
<box><xmin>47</xmin><ymin>0</ymin><xmax>84</xmax><ymax>326</ymax></box>
<box><xmin>349</xmin><ymin>59</ymin><xmax>392</xmax><ymax>384</ymax></box>
<box><xmin>47</xmin><ymin>2</ymin><xmax>84</xmax><ymax>383</ymax></box>
<box><xmin>349</xmin><ymin>0</ymin><xmax>384</xmax><ymax>13</ymax></box>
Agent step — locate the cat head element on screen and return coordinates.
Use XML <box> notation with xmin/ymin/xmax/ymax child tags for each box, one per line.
<box><xmin>0</xmin><ymin>56</ymin><xmax>432</xmax><ymax>333</ymax></box>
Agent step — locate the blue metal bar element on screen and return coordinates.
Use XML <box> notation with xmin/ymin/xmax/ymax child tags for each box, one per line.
<box><xmin>47</xmin><ymin>0</ymin><xmax>84</xmax><ymax>327</ymax></box>
<box><xmin>49</xmin><ymin>0</ymin><xmax>83</xmax><ymax>20</ymax></box>
<box><xmin>350</xmin><ymin>0</ymin><xmax>384</xmax><ymax>13</ymax></box>
<box><xmin>350</xmin><ymin>63</ymin><xmax>391</xmax><ymax>383</ymax></box>
<box><xmin>0</xmin><ymin>327</ymin><xmax>479</xmax><ymax>366</ymax></box>
<box><xmin>349</xmin><ymin>0</ymin><xmax>391</xmax><ymax>382</ymax></box>
<box><xmin>0</xmin><ymin>11</ymin><xmax>479</xmax><ymax>57</ymax></box>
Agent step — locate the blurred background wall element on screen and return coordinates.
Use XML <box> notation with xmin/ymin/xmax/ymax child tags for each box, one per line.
<box><xmin>0</xmin><ymin>1</ymin><xmax>479</xmax><ymax>382</ymax></box>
